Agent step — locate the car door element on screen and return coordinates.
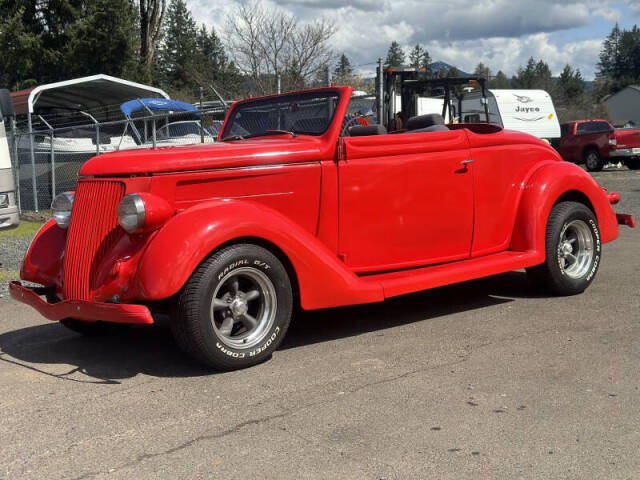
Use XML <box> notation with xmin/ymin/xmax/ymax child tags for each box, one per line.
<box><xmin>338</xmin><ymin>129</ymin><xmax>474</xmax><ymax>272</ymax></box>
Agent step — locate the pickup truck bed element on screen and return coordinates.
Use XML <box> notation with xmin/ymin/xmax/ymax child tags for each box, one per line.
<box><xmin>610</xmin><ymin>127</ymin><xmax>640</xmax><ymax>169</ymax></box>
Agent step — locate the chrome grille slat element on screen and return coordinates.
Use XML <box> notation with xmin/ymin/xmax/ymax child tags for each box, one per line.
<box><xmin>63</xmin><ymin>180</ymin><xmax>125</xmax><ymax>300</ymax></box>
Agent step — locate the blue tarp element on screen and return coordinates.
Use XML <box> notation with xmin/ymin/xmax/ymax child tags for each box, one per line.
<box><xmin>120</xmin><ymin>98</ymin><xmax>197</xmax><ymax>116</ymax></box>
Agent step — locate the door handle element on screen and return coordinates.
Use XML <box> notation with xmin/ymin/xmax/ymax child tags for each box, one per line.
<box><xmin>461</xmin><ymin>159</ymin><xmax>474</xmax><ymax>166</ymax></box>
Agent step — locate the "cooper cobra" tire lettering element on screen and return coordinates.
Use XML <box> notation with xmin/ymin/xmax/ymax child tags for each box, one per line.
<box><xmin>215</xmin><ymin>342</ymin><xmax>246</xmax><ymax>358</ymax></box>
<box><xmin>249</xmin><ymin>326</ymin><xmax>280</xmax><ymax>357</ymax></box>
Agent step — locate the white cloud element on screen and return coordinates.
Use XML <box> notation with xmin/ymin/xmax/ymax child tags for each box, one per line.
<box><xmin>186</xmin><ymin>0</ymin><xmax>618</xmax><ymax>79</ymax></box>
<box><xmin>593</xmin><ymin>7</ymin><xmax>622</xmax><ymax>22</ymax></box>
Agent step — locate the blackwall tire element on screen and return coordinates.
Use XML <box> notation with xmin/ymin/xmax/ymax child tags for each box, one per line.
<box><xmin>625</xmin><ymin>159</ymin><xmax>640</xmax><ymax>170</ymax></box>
<box><xmin>584</xmin><ymin>149</ymin><xmax>604</xmax><ymax>172</ymax></box>
<box><xmin>526</xmin><ymin>202</ymin><xmax>601</xmax><ymax>296</ymax></box>
<box><xmin>171</xmin><ymin>244</ymin><xmax>293</xmax><ymax>371</ymax></box>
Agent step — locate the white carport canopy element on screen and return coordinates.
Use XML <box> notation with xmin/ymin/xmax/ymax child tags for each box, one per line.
<box><xmin>13</xmin><ymin>74</ymin><xmax>169</xmax><ymax>119</ymax></box>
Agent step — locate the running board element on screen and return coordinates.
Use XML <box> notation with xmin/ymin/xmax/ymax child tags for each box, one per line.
<box><xmin>361</xmin><ymin>251</ymin><xmax>543</xmax><ymax>299</ymax></box>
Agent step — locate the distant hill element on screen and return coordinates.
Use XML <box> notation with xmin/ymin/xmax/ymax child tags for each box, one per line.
<box><xmin>430</xmin><ymin>61</ymin><xmax>473</xmax><ymax>77</ymax></box>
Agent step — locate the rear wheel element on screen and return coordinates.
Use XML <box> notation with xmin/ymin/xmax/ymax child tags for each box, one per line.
<box><xmin>527</xmin><ymin>202</ymin><xmax>601</xmax><ymax>296</ymax></box>
<box><xmin>584</xmin><ymin>148</ymin><xmax>603</xmax><ymax>172</ymax></box>
<box><xmin>625</xmin><ymin>158</ymin><xmax>640</xmax><ymax>170</ymax></box>
<box><xmin>171</xmin><ymin>244</ymin><xmax>293</xmax><ymax>371</ymax></box>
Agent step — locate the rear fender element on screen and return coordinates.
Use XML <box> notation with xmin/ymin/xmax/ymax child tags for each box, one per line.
<box><xmin>511</xmin><ymin>162</ymin><xmax>618</xmax><ymax>258</ymax></box>
<box><xmin>136</xmin><ymin>200</ymin><xmax>383</xmax><ymax>310</ymax></box>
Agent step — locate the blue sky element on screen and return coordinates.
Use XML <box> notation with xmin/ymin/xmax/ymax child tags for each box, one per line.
<box><xmin>188</xmin><ymin>0</ymin><xmax>640</xmax><ymax>79</ymax></box>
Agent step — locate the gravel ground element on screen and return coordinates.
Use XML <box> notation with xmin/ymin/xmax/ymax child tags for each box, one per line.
<box><xmin>0</xmin><ymin>222</ymin><xmax>43</xmax><ymax>299</ymax></box>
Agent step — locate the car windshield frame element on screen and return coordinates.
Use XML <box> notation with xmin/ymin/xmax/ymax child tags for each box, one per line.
<box><xmin>221</xmin><ymin>90</ymin><xmax>342</xmax><ymax>140</ymax></box>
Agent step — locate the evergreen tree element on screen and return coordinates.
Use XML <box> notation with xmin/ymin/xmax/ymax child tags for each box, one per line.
<box><xmin>512</xmin><ymin>57</ymin><xmax>537</xmax><ymax>88</ymax></box>
<box><xmin>0</xmin><ymin>5</ymin><xmax>41</xmax><ymax>89</ymax></box>
<box><xmin>334</xmin><ymin>53</ymin><xmax>353</xmax><ymax>83</ymax></box>
<box><xmin>489</xmin><ymin>70</ymin><xmax>511</xmax><ymax>89</ymax></box>
<box><xmin>408</xmin><ymin>43</ymin><xmax>432</xmax><ymax>76</ymax></box>
<box><xmin>598</xmin><ymin>23</ymin><xmax>622</xmax><ymax>78</ymax></box>
<box><xmin>474</xmin><ymin>62</ymin><xmax>491</xmax><ymax>81</ymax></box>
<box><xmin>447</xmin><ymin>66</ymin><xmax>460</xmax><ymax>78</ymax></box>
<box><xmin>193</xmin><ymin>24</ymin><xmax>242</xmax><ymax>98</ymax></box>
<box><xmin>64</xmin><ymin>0</ymin><xmax>140</xmax><ymax>79</ymax></box>
<box><xmin>157</xmin><ymin>0</ymin><xmax>199</xmax><ymax>92</ymax></box>
<box><xmin>385</xmin><ymin>41</ymin><xmax>405</xmax><ymax>66</ymax></box>
<box><xmin>558</xmin><ymin>65</ymin><xmax>585</xmax><ymax>102</ymax></box>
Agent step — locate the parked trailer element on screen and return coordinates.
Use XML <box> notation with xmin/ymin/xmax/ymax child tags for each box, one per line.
<box><xmin>461</xmin><ymin>89</ymin><xmax>561</xmax><ymax>140</ymax></box>
<box><xmin>0</xmin><ymin>89</ymin><xmax>19</xmax><ymax>229</ymax></box>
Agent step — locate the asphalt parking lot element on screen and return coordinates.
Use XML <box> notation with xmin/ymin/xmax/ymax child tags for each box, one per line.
<box><xmin>0</xmin><ymin>169</ymin><xmax>638</xmax><ymax>479</ymax></box>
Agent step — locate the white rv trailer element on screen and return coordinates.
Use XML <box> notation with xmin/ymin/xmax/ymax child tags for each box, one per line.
<box><xmin>460</xmin><ymin>89</ymin><xmax>560</xmax><ymax>140</ymax></box>
<box><xmin>0</xmin><ymin>90</ymin><xmax>19</xmax><ymax>228</ymax></box>
<box><xmin>394</xmin><ymin>95</ymin><xmax>453</xmax><ymax>123</ymax></box>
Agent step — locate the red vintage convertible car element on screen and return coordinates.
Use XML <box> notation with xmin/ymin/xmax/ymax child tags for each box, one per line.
<box><xmin>10</xmin><ymin>86</ymin><xmax>635</xmax><ymax>370</ymax></box>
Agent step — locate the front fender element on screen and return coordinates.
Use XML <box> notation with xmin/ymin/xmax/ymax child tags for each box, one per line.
<box><xmin>510</xmin><ymin>162</ymin><xmax>618</xmax><ymax>257</ymax></box>
<box><xmin>136</xmin><ymin>200</ymin><xmax>383</xmax><ymax>310</ymax></box>
<box><xmin>20</xmin><ymin>219</ymin><xmax>66</xmax><ymax>288</ymax></box>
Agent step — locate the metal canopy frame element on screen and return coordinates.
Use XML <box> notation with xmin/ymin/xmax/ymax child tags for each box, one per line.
<box><xmin>14</xmin><ymin>75</ymin><xmax>170</xmax><ymax>212</ymax></box>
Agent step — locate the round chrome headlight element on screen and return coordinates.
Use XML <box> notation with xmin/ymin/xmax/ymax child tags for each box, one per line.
<box><xmin>51</xmin><ymin>192</ymin><xmax>75</xmax><ymax>229</ymax></box>
<box><xmin>117</xmin><ymin>194</ymin><xmax>146</xmax><ymax>234</ymax></box>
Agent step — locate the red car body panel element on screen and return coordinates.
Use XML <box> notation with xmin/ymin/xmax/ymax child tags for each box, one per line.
<box><xmin>12</xmin><ymin>86</ymin><xmax>632</xmax><ymax>323</ymax></box>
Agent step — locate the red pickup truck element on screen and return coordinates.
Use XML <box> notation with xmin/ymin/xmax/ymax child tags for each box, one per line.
<box><xmin>556</xmin><ymin>119</ymin><xmax>640</xmax><ymax>171</ymax></box>
<box><xmin>610</xmin><ymin>124</ymin><xmax>640</xmax><ymax>170</ymax></box>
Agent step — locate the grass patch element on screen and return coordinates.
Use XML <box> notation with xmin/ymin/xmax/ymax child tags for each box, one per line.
<box><xmin>0</xmin><ymin>221</ymin><xmax>44</xmax><ymax>239</ymax></box>
<box><xmin>0</xmin><ymin>270</ymin><xmax>19</xmax><ymax>282</ymax></box>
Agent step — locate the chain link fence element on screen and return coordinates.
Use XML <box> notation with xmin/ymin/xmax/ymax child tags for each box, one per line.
<box><xmin>7</xmin><ymin>93</ymin><xmax>377</xmax><ymax>213</ymax></box>
<box><xmin>8</xmin><ymin>107</ymin><xmax>226</xmax><ymax>212</ymax></box>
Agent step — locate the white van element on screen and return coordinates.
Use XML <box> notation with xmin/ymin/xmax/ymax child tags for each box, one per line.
<box><xmin>460</xmin><ymin>89</ymin><xmax>561</xmax><ymax>140</ymax></box>
<box><xmin>0</xmin><ymin>89</ymin><xmax>19</xmax><ymax>229</ymax></box>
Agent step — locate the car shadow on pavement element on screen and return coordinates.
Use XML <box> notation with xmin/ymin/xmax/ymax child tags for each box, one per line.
<box><xmin>281</xmin><ymin>270</ymin><xmax>545</xmax><ymax>350</ymax></box>
<box><xmin>0</xmin><ymin>315</ymin><xmax>214</xmax><ymax>383</ymax></box>
<box><xmin>0</xmin><ymin>271</ymin><xmax>543</xmax><ymax>381</ymax></box>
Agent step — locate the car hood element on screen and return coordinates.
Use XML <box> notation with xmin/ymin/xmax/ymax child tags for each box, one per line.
<box><xmin>79</xmin><ymin>136</ymin><xmax>328</xmax><ymax>177</ymax></box>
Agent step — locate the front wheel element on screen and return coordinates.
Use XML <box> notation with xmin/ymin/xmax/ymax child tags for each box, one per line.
<box><xmin>527</xmin><ymin>202</ymin><xmax>601</xmax><ymax>296</ymax></box>
<box><xmin>584</xmin><ymin>149</ymin><xmax>604</xmax><ymax>172</ymax></box>
<box><xmin>171</xmin><ymin>244</ymin><xmax>293</xmax><ymax>371</ymax></box>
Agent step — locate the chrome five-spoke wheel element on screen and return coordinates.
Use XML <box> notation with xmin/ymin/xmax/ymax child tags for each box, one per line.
<box><xmin>171</xmin><ymin>244</ymin><xmax>293</xmax><ymax>370</ymax></box>
<box><xmin>526</xmin><ymin>201</ymin><xmax>601</xmax><ymax>296</ymax></box>
<box><xmin>211</xmin><ymin>267</ymin><xmax>277</xmax><ymax>349</ymax></box>
<box><xmin>557</xmin><ymin>220</ymin><xmax>594</xmax><ymax>279</ymax></box>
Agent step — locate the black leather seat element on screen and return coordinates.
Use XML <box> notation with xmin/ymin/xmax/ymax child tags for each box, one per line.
<box><xmin>348</xmin><ymin>125</ymin><xmax>387</xmax><ymax>136</ymax></box>
<box><xmin>407</xmin><ymin>114</ymin><xmax>449</xmax><ymax>133</ymax></box>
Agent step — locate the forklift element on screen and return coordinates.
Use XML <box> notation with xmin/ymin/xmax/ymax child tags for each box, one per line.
<box><xmin>378</xmin><ymin>66</ymin><xmax>490</xmax><ymax>132</ymax></box>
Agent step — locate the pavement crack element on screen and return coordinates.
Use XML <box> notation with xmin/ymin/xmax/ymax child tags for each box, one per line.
<box><xmin>71</xmin><ymin>409</ymin><xmax>292</xmax><ymax>479</ymax></box>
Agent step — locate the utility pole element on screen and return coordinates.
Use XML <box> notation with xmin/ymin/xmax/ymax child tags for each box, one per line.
<box><xmin>377</xmin><ymin>57</ymin><xmax>384</xmax><ymax>126</ymax></box>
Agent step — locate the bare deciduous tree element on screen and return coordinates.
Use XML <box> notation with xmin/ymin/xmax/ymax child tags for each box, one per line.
<box><xmin>140</xmin><ymin>0</ymin><xmax>167</xmax><ymax>73</ymax></box>
<box><xmin>225</xmin><ymin>1</ymin><xmax>336</xmax><ymax>95</ymax></box>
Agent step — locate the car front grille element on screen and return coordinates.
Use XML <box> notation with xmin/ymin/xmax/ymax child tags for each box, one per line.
<box><xmin>62</xmin><ymin>180</ymin><xmax>125</xmax><ymax>300</ymax></box>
